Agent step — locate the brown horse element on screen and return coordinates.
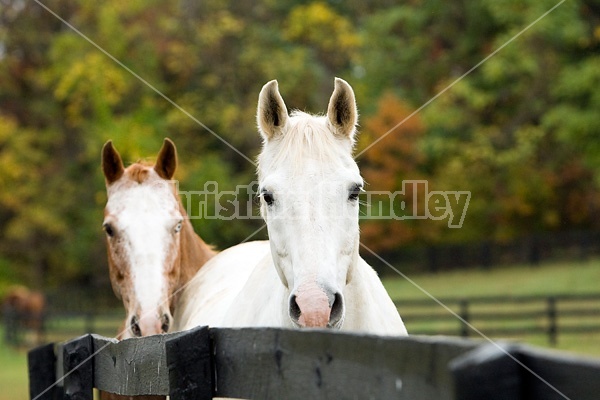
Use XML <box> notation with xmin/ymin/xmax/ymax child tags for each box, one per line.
<box><xmin>100</xmin><ymin>139</ymin><xmax>215</xmax><ymax>399</ymax></box>
<box><xmin>2</xmin><ymin>285</ymin><xmax>46</xmax><ymax>347</ymax></box>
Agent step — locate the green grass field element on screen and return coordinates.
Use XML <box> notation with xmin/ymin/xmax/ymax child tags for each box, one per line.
<box><xmin>381</xmin><ymin>258</ymin><xmax>600</xmax><ymax>358</ymax></box>
<box><xmin>0</xmin><ymin>315</ymin><xmax>123</xmax><ymax>400</ymax></box>
<box><xmin>3</xmin><ymin>258</ymin><xmax>600</xmax><ymax>400</ymax></box>
<box><xmin>382</xmin><ymin>258</ymin><xmax>600</xmax><ymax>299</ymax></box>
<box><xmin>0</xmin><ymin>342</ymin><xmax>28</xmax><ymax>400</ymax></box>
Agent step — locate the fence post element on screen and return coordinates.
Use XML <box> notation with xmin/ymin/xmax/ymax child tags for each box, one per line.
<box><xmin>63</xmin><ymin>334</ymin><xmax>93</xmax><ymax>400</ymax></box>
<box><xmin>166</xmin><ymin>325</ymin><xmax>213</xmax><ymax>400</ymax></box>
<box><xmin>450</xmin><ymin>343</ymin><xmax>523</xmax><ymax>400</ymax></box>
<box><xmin>480</xmin><ymin>240</ymin><xmax>492</xmax><ymax>270</ymax></box>
<box><xmin>427</xmin><ymin>246</ymin><xmax>439</xmax><ymax>273</ymax></box>
<box><xmin>3</xmin><ymin>303</ymin><xmax>22</xmax><ymax>346</ymax></box>
<box><xmin>460</xmin><ymin>299</ymin><xmax>470</xmax><ymax>337</ymax></box>
<box><xmin>28</xmin><ymin>342</ymin><xmax>58</xmax><ymax>400</ymax></box>
<box><xmin>528</xmin><ymin>235</ymin><xmax>540</xmax><ymax>266</ymax></box>
<box><xmin>547</xmin><ymin>296</ymin><xmax>557</xmax><ymax>346</ymax></box>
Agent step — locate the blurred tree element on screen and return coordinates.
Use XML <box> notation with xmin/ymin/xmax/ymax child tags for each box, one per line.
<box><xmin>284</xmin><ymin>2</ymin><xmax>360</xmax><ymax>72</ymax></box>
<box><xmin>0</xmin><ymin>0</ymin><xmax>90</xmax><ymax>288</ymax></box>
<box><xmin>357</xmin><ymin>93</ymin><xmax>430</xmax><ymax>252</ymax></box>
<box><xmin>1</xmin><ymin>0</ymin><xmax>600</xmax><ymax>291</ymax></box>
<box><xmin>355</xmin><ymin>0</ymin><xmax>499</xmax><ymax>113</ymax></box>
<box><xmin>418</xmin><ymin>0</ymin><xmax>600</xmax><ymax>241</ymax></box>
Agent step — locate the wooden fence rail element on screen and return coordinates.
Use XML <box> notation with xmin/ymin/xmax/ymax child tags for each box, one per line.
<box><xmin>367</xmin><ymin>230</ymin><xmax>600</xmax><ymax>273</ymax></box>
<box><xmin>396</xmin><ymin>293</ymin><xmax>600</xmax><ymax>345</ymax></box>
<box><xmin>28</xmin><ymin>326</ymin><xmax>600</xmax><ymax>400</ymax></box>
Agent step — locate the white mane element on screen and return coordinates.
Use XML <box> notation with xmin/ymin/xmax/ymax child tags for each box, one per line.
<box><xmin>257</xmin><ymin>110</ymin><xmax>356</xmax><ymax>182</ymax></box>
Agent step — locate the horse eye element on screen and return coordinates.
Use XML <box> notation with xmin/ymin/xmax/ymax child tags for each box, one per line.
<box><xmin>261</xmin><ymin>189</ymin><xmax>275</xmax><ymax>206</ymax></box>
<box><xmin>103</xmin><ymin>223</ymin><xmax>115</xmax><ymax>237</ymax></box>
<box><xmin>348</xmin><ymin>184</ymin><xmax>362</xmax><ymax>201</ymax></box>
<box><xmin>174</xmin><ymin>220</ymin><xmax>183</xmax><ymax>233</ymax></box>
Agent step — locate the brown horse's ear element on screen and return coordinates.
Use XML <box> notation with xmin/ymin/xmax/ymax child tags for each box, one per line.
<box><xmin>327</xmin><ymin>77</ymin><xmax>358</xmax><ymax>140</ymax></box>
<box><xmin>154</xmin><ymin>138</ymin><xmax>177</xmax><ymax>180</ymax></box>
<box><xmin>102</xmin><ymin>140</ymin><xmax>125</xmax><ymax>184</ymax></box>
<box><xmin>257</xmin><ymin>80</ymin><xmax>289</xmax><ymax>141</ymax></box>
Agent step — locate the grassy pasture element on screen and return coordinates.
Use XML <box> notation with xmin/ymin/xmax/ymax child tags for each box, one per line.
<box><xmin>382</xmin><ymin>258</ymin><xmax>600</xmax><ymax>357</ymax></box>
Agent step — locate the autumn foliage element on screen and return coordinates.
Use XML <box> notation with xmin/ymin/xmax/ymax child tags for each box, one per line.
<box><xmin>357</xmin><ymin>93</ymin><xmax>429</xmax><ymax>252</ymax></box>
<box><xmin>2</xmin><ymin>0</ymin><xmax>600</xmax><ymax>290</ymax></box>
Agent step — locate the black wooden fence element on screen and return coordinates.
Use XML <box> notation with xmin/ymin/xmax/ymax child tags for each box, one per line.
<box><xmin>10</xmin><ymin>292</ymin><xmax>600</xmax><ymax>351</ymax></box>
<box><xmin>367</xmin><ymin>230</ymin><xmax>600</xmax><ymax>274</ymax></box>
<box><xmin>28</xmin><ymin>326</ymin><xmax>600</xmax><ymax>400</ymax></box>
<box><xmin>397</xmin><ymin>293</ymin><xmax>600</xmax><ymax>346</ymax></box>
<box><xmin>2</xmin><ymin>310</ymin><xmax>123</xmax><ymax>348</ymax></box>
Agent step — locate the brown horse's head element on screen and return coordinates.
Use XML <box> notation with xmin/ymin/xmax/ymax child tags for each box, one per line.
<box><xmin>102</xmin><ymin>139</ymin><xmax>186</xmax><ymax>338</ymax></box>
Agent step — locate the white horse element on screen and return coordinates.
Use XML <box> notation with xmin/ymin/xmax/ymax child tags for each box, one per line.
<box><xmin>175</xmin><ymin>78</ymin><xmax>407</xmax><ymax>336</ymax></box>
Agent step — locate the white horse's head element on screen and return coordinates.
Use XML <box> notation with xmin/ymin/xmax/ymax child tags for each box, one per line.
<box><xmin>102</xmin><ymin>139</ymin><xmax>183</xmax><ymax>338</ymax></box>
<box><xmin>257</xmin><ymin>78</ymin><xmax>362</xmax><ymax>329</ymax></box>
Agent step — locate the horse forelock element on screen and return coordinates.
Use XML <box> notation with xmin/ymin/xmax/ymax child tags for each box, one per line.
<box><xmin>257</xmin><ymin>111</ymin><xmax>355</xmax><ymax>180</ymax></box>
<box><xmin>106</xmin><ymin>162</ymin><xmax>178</xmax><ymax>199</ymax></box>
<box><xmin>125</xmin><ymin>162</ymin><xmax>153</xmax><ymax>184</ymax></box>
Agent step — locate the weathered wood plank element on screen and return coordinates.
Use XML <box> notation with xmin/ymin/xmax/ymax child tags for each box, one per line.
<box><xmin>520</xmin><ymin>346</ymin><xmax>600</xmax><ymax>400</ymax></box>
<box><xmin>28</xmin><ymin>342</ymin><xmax>61</xmax><ymax>400</ymax></box>
<box><xmin>451</xmin><ymin>342</ymin><xmax>600</xmax><ymax>400</ymax></box>
<box><xmin>63</xmin><ymin>334</ymin><xmax>93</xmax><ymax>400</ymax></box>
<box><xmin>91</xmin><ymin>333</ymin><xmax>171</xmax><ymax>396</ymax></box>
<box><xmin>29</xmin><ymin>327</ymin><xmax>600</xmax><ymax>400</ymax></box>
<box><xmin>211</xmin><ymin>329</ymin><xmax>479</xmax><ymax>400</ymax></box>
<box><xmin>166</xmin><ymin>325</ymin><xmax>212</xmax><ymax>400</ymax></box>
<box><xmin>449</xmin><ymin>342</ymin><xmax>522</xmax><ymax>400</ymax></box>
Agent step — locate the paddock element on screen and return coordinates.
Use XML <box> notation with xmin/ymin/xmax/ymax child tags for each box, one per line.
<box><xmin>28</xmin><ymin>326</ymin><xmax>600</xmax><ymax>400</ymax></box>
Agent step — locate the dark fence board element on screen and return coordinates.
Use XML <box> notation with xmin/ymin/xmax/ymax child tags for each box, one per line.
<box><xmin>28</xmin><ymin>327</ymin><xmax>600</xmax><ymax>400</ymax></box>
<box><xmin>63</xmin><ymin>334</ymin><xmax>93</xmax><ymax>400</ymax></box>
<box><xmin>451</xmin><ymin>343</ymin><xmax>600</xmax><ymax>400</ymax></box>
<box><xmin>211</xmin><ymin>328</ymin><xmax>479</xmax><ymax>400</ymax></box>
<box><xmin>28</xmin><ymin>343</ymin><xmax>60</xmax><ymax>400</ymax></box>
<box><xmin>91</xmin><ymin>333</ymin><xmax>171</xmax><ymax>396</ymax></box>
<box><xmin>166</xmin><ymin>325</ymin><xmax>212</xmax><ymax>400</ymax></box>
<box><xmin>520</xmin><ymin>347</ymin><xmax>600</xmax><ymax>400</ymax></box>
<box><xmin>450</xmin><ymin>343</ymin><xmax>523</xmax><ymax>400</ymax></box>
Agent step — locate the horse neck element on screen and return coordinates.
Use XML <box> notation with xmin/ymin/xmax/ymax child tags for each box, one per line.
<box><xmin>221</xmin><ymin>252</ymin><xmax>290</xmax><ymax>327</ymax></box>
<box><xmin>342</xmin><ymin>257</ymin><xmax>408</xmax><ymax>335</ymax></box>
<box><xmin>177</xmin><ymin>200</ymin><xmax>216</xmax><ymax>286</ymax></box>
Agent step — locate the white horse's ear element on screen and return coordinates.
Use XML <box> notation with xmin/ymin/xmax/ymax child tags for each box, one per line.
<box><xmin>327</xmin><ymin>77</ymin><xmax>358</xmax><ymax>140</ymax></box>
<box><xmin>257</xmin><ymin>80</ymin><xmax>289</xmax><ymax>141</ymax></box>
<box><xmin>102</xmin><ymin>140</ymin><xmax>125</xmax><ymax>184</ymax></box>
<box><xmin>154</xmin><ymin>138</ymin><xmax>178</xmax><ymax>180</ymax></box>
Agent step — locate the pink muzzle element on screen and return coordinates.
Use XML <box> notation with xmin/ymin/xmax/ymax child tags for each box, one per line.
<box><xmin>293</xmin><ymin>283</ymin><xmax>332</xmax><ymax>328</ymax></box>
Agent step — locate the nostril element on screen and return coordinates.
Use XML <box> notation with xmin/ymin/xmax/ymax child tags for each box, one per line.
<box><xmin>289</xmin><ymin>295</ymin><xmax>301</xmax><ymax>322</ymax></box>
<box><xmin>161</xmin><ymin>313</ymin><xmax>171</xmax><ymax>333</ymax></box>
<box><xmin>130</xmin><ymin>315</ymin><xmax>141</xmax><ymax>337</ymax></box>
<box><xmin>329</xmin><ymin>292</ymin><xmax>344</xmax><ymax>327</ymax></box>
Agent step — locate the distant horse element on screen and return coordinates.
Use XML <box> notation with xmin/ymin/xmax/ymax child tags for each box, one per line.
<box><xmin>101</xmin><ymin>139</ymin><xmax>216</xmax><ymax>400</ymax></box>
<box><xmin>2</xmin><ymin>285</ymin><xmax>46</xmax><ymax>346</ymax></box>
<box><xmin>176</xmin><ymin>78</ymin><xmax>407</xmax><ymax>336</ymax></box>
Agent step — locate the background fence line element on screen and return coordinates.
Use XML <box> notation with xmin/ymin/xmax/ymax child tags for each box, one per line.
<box><xmin>6</xmin><ymin>293</ymin><xmax>600</xmax><ymax>349</ymax></box>
<box><xmin>396</xmin><ymin>293</ymin><xmax>600</xmax><ymax>345</ymax></box>
<box><xmin>366</xmin><ymin>230</ymin><xmax>600</xmax><ymax>274</ymax></box>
